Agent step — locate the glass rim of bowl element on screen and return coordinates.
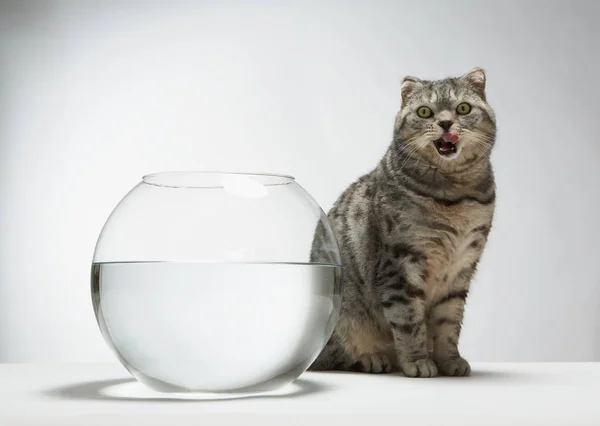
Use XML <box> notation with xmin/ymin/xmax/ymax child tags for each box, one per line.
<box><xmin>142</xmin><ymin>170</ymin><xmax>296</xmax><ymax>189</ymax></box>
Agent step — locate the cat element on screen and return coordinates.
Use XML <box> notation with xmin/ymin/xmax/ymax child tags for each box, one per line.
<box><xmin>309</xmin><ymin>68</ymin><xmax>496</xmax><ymax>377</ymax></box>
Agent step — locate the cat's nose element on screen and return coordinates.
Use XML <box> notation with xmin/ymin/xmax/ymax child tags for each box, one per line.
<box><xmin>438</xmin><ymin>120</ymin><xmax>454</xmax><ymax>132</ymax></box>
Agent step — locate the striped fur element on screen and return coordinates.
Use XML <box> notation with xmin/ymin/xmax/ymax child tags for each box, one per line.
<box><xmin>310</xmin><ymin>68</ymin><xmax>496</xmax><ymax>377</ymax></box>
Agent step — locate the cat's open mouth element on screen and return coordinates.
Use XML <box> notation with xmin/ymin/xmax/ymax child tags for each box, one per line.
<box><xmin>434</xmin><ymin>138</ymin><xmax>456</xmax><ymax>156</ymax></box>
<box><xmin>434</xmin><ymin>133</ymin><xmax>459</xmax><ymax>157</ymax></box>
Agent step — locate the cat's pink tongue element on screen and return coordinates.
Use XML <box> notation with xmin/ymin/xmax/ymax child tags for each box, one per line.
<box><xmin>442</xmin><ymin>132</ymin><xmax>459</xmax><ymax>144</ymax></box>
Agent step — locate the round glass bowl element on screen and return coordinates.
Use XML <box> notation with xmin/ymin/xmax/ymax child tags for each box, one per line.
<box><xmin>91</xmin><ymin>171</ymin><xmax>342</xmax><ymax>394</ymax></box>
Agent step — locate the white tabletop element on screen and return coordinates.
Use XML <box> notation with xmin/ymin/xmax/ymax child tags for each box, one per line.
<box><xmin>0</xmin><ymin>363</ymin><xmax>598</xmax><ymax>426</ymax></box>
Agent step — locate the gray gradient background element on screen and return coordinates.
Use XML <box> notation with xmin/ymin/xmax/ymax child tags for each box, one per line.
<box><xmin>0</xmin><ymin>0</ymin><xmax>599</xmax><ymax>362</ymax></box>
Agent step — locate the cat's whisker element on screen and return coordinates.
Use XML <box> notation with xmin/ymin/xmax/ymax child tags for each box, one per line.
<box><xmin>411</xmin><ymin>139</ymin><xmax>430</xmax><ymax>173</ymax></box>
<box><xmin>398</xmin><ymin>138</ymin><xmax>423</xmax><ymax>172</ymax></box>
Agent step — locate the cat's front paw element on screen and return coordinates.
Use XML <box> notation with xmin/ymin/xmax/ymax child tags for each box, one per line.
<box><xmin>350</xmin><ymin>353</ymin><xmax>392</xmax><ymax>374</ymax></box>
<box><xmin>436</xmin><ymin>357</ymin><xmax>471</xmax><ymax>377</ymax></box>
<box><xmin>399</xmin><ymin>358</ymin><xmax>438</xmax><ymax>378</ymax></box>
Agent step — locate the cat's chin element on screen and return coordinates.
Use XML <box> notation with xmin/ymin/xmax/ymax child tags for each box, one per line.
<box><xmin>438</xmin><ymin>152</ymin><xmax>459</xmax><ymax>161</ymax></box>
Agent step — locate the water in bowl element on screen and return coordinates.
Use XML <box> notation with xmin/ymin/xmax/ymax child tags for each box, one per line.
<box><xmin>91</xmin><ymin>261</ymin><xmax>341</xmax><ymax>393</ymax></box>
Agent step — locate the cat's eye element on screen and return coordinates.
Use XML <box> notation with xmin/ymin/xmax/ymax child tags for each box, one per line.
<box><xmin>456</xmin><ymin>102</ymin><xmax>471</xmax><ymax>115</ymax></box>
<box><xmin>417</xmin><ymin>106</ymin><xmax>433</xmax><ymax>119</ymax></box>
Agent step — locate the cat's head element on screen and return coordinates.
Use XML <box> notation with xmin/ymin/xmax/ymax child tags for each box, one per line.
<box><xmin>394</xmin><ymin>68</ymin><xmax>496</xmax><ymax>169</ymax></box>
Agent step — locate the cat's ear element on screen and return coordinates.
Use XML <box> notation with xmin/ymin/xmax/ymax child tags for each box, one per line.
<box><xmin>400</xmin><ymin>76</ymin><xmax>422</xmax><ymax>104</ymax></box>
<box><xmin>461</xmin><ymin>67</ymin><xmax>486</xmax><ymax>98</ymax></box>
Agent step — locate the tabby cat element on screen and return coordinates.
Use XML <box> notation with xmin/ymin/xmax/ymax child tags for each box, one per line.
<box><xmin>310</xmin><ymin>68</ymin><xmax>496</xmax><ymax>377</ymax></box>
